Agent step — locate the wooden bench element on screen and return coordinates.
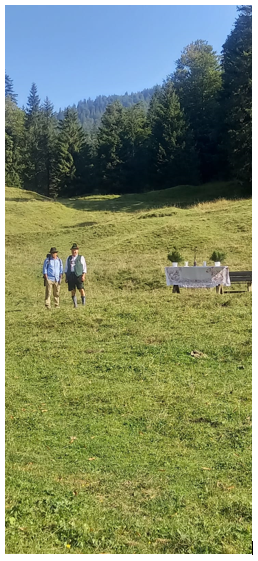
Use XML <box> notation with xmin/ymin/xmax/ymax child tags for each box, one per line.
<box><xmin>218</xmin><ymin>271</ymin><xmax>252</xmax><ymax>294</ymax></box>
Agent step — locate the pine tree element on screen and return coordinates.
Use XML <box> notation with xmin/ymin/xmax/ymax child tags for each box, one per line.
<box><xmin>147</xmin><ymin>81</ymin><xmax>199</xmax><ymax>189</ymax></box>
<box><xmin>5</xmin><ymin>73</ymin><xmax>18</xmax><ymax>104</ymax></box>
<box><xmin>172</xmin><ymin>40</ymin><xmax>222</xmax><ymax>182</ymax></box>
<box><xmin>220</xmin><ymin>5</ymin><xmax>252</xmax><ymax>188</ymax></box>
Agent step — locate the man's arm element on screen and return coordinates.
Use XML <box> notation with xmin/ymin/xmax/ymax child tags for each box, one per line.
<box><xmin>81</xmin><ymin>256</ymin><xmax>87</xmax><ymax>281</ymax></box>
<box><xmin>59</xmin><ymin>259</ymin><xmax>63</xmax><ymax>283</ymax></box>
<box><xmin>81</xmin><ymin>256</ymin><xmax>87</xmax><ymax>273</ymax></box>
<box><xmin>43</xmin><ymin>259</ymin><xmax>48</xmax><ymax>279</ymax></box>
<box><xmin>64</xmin><ymin>257</ymin><xmax>69</xmax><ymax>282</ymax></box>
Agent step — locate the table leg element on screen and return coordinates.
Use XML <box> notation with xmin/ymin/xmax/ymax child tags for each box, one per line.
<box><xmin>247</xmin><ymin>282</ymin><xmax>252</xmax><ymax>292</ymax></box>
<box><xmin>216</xmin><ymin>284</ymin><xmax>223</xmax><ymax>294</ymax></box>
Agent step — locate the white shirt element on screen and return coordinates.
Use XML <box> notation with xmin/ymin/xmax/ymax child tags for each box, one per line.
<box><xmin>64</xmin><ymin>255</ymin><xmax>87</xmax><ymax>274</ymax></box>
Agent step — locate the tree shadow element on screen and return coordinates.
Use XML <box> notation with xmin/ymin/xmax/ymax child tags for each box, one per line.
<box><xmin>62</xmin><ymin>221</ymin><xmax>98</xmax><ymax>229</ymax></box>
<box><xmin>5</xmin><ymin>196</ymin><xmax>51</xmax><ymax>203</ymax></box>
<box><xmin>6</xmin><ymin>197</ymin><xmax>36</xmax><ymax>203</ymax></box>
<box><xmin>59</xmin><ymin>181</ymin><xmax>249</xmax><ymax>214</ymax></box>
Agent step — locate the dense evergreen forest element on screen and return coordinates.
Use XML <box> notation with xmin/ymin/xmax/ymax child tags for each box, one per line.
<box><xmin>5</xmin><ymin>6</ymin><xmax>252</xmax><ymax>198</ymax></box>
<box><xmin>56</xmin><ymin>88</ymin><xmax>157</xmax><ymax>131</ymax></box>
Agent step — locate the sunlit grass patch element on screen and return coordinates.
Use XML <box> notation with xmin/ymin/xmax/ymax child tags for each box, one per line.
<box><xmin>5</xmin><ymin>183</ymin><xmax>251</xmax><ymax>553</ymax></box>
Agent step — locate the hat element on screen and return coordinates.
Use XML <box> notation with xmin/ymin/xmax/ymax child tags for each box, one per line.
<box><xmin>71</xmin><ymin>243</ymin><xmax>79</xmax><ymax>250</ymax></box>
<box><xmin>50</xmin><ymin>247</ymin><xmax>58</xmax><ymax>253</ymax></box>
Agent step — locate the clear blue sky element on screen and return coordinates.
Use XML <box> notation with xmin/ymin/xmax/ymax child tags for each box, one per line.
<box><xmin>5</xmin><ymin>5</ymin><xmax>238</xmax><ymax>111</ymax></box>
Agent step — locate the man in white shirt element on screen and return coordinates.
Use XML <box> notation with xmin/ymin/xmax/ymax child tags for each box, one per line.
<box><xmin>64</xmin><ymin>243</ymin><xmax>87</xmax><ymax>308</ymax></box>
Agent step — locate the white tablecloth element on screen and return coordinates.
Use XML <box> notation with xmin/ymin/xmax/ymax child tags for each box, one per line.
<box><xmin>165</xmin><ymin>266</ymin><xmax>231</xmax><ymax>288</ymax></box>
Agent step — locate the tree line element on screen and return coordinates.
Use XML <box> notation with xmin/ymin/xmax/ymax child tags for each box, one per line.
<box><xmin>5</xmin><ymin>6</ymin><xmax>252</xmax><ymax>198</ymax></box>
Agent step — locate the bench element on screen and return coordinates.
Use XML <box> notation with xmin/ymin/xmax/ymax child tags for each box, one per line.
<box><xmin>217</xmin><ymin>271</ymin><xmax>252</xmax><ymax>294</ymax></box>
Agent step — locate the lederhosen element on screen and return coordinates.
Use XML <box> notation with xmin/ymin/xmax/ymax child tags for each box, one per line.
<box><xmin>66</xmin><ymin>255</ymin><xmax>84</xmax><ymax>291</ymax></box>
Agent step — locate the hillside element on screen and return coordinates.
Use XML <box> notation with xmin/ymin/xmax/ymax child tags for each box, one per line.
<box><xmin>5</xmin><ymin>184</ymin><xmax>252</xmax><ymax>554</ymax></box>
<box><xmin>55</xmin><ymin>87</ymin><xmax>157</xmax><ymax>130</ymax></box>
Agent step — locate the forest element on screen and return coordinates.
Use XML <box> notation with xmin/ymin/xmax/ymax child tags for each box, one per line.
<box><xmin>56</xmin><ymin>88</ymin><xmax>156</xmax><ymax>131</ymax></box>
<box><xmin>5</xmin><ymin>6</ymin><xmax>252</xmax><ymax>198</ymax></box>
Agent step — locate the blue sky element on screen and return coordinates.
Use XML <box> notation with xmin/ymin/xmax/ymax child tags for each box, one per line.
<box><xmin>5</xmin><ymin>5</ymin><xmax>238</xmax><ymax>111</ymax></box>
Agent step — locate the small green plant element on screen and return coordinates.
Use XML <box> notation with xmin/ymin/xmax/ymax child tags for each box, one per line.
<box><xmin>210</xmin><ymin>250</ymin><xmax>226</xmax><ymax>263</ymax></box>
<box><xmin>168</xmin><ymin>247</ymin><xmax>183</xmax><ymax>263</ymax></box>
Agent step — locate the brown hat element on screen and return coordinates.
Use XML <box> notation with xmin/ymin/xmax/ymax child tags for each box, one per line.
<box><xmin>71</xmin><ymin>243</ymin><xmax>79</xmax><ymax>250</ymax></box>
<box><xmin>50</xmin><ymin>247</ymin><xmax>58</xmax><ymax>253</ymax></box>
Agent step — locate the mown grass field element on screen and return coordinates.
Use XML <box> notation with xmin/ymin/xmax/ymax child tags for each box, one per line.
<box><xmin>5</xmin><ymin>183</ymin><xmax>252</xmax><ymax>554</ymax></box>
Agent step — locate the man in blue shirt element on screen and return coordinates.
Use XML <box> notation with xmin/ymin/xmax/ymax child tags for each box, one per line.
<box><xmin>43</xmin><ymin>247</ymin><xmax>63</xmax><ymax>309</ymax></box>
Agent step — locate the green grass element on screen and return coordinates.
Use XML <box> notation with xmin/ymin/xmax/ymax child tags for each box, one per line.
<box><xmin>5</xmin><ymin>183</ymin><xmax>252</xmax><ymax>553</ymax></box>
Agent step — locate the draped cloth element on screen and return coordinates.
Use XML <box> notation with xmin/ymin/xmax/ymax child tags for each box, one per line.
<box><xmin>165</xmin><ymin>266</ymin><xmax>231</xmax><ymax>288</ymax></box>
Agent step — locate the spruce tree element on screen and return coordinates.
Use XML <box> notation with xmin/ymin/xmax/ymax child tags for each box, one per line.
<box><xmin>55</xmin><ymin>108</ymin><xmax>86</xmax><ymax>196</ymax></box>
<box><xmin>5</xmin><ymin>73</ymin><xmax>18</xmax><ymax>105</ymax></box>
<box><xmin>23</xmin><ymin>83</ymin><xmax>44</xmax><ymax>193</ymax></box>
<box><xmin>74</xmin><ymin>135</ymin><xmax>94</xmax><ymax>196</ymax></box>
<box><xmin>147</xmin><ymin>81</ymin><xmax>199</xmax><ymax>189</ymax></box>
<box><xmin>172</xmin><ymin>40</ymin><xmax>222</xmax><ymax>182</ymax></box>
<box><xmin>26</xmin><ymin>82</ymin><xmax>40</xmax><ymax>116</ymax></box>
<box><xmin>5</xmin><ymin>98</ymin><xmax>25</xmax><ymax>187</ymax></box>
<box><xmin>96</xmin><ymin>101</ymin><xmax>125</xmax><ymax>193</ymax></box>
<box><xmin>40</xmin><ymin>97</ymin><xmax>58</xmax><ymax>197</ymax></box>
<box><xmin>119</xmin><ymin>103</ymin><xmax>150</xmax><ymax>192</ymax></box>
<box><xmin>220</xmin><ymin>5</ymin><xmax>252</xmax><ymax>189</ymax></box>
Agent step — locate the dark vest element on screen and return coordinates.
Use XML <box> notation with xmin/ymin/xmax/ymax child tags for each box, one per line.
<box><xmin>67</xmin><ymin>255</ymin><xmax>83</xmax><ymax>277</ymax></box>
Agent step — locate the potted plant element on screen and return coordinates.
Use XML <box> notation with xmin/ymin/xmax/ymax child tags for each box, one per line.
<box><xmin>168</xmin><ymin>247</ymin><xmax>183</xmax><ymax>267</ymax></box>
<box><xmin>210</xmin><ymin>250</ymin><xmax>226</xmax><ymax>266</ymax></box>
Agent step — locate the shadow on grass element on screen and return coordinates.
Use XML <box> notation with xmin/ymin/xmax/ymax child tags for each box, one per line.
<box><xmin>6</xmin><ymin>197</ymin><xmax>37</xmax><ymax>203</ymax></box>
<box><xmin>5</xmin><ymin>196</ymin><xmax>51</xmax><ymax>203</ymax></box>
<box><xmin>59</xmin><ymin>181</ymin><xmax>250</xmax><ymax>214</ymax></box>
<box><xmin>62</xmin><ymin>221</ymin><xmax>98</xmax><ymax>229</ymax></box>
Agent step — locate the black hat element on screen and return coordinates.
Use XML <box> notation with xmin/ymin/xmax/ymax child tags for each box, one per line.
<box><xmin>50</xmin><ymin>247</ymin><xmax>58</xmax><ymax>253</ymax></box>
<box><xmin>71</xmin><ymin>243</ymin><xmax>79</xmax><ymax>250</ymax></box>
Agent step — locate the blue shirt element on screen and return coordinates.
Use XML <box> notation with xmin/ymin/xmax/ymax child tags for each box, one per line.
<box><xmin>43</xmin><ymin>257</ymin><xmax>63</xmax><ymax>282</ymax></box>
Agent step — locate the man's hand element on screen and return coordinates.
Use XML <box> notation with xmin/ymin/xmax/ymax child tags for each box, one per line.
<box><xmin>81</xmin><ymin>274</ymin><xmax>85</xmax><ymax>282</ymax></box>
<box><xmin>44</xmin><ymin>274</ymin><xmax>48</xmax><ymax>280</ymax></box>
<box><xmin>65</xmin><ymin>275</ymin><xmax>68</xmax><ymax>283</ymax></box>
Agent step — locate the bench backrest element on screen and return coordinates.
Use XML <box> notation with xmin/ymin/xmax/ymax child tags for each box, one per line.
<box><xmin>229</xmin><ymin>271</ymin><xmax>252</xmax><ymax>282</ymax></box>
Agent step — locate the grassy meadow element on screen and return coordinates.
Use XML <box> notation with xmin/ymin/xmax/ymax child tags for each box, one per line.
<box><xmin>5</xmin><ymin>183</ymin><xmax>252</xmax><ymax>554</ymax></box>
